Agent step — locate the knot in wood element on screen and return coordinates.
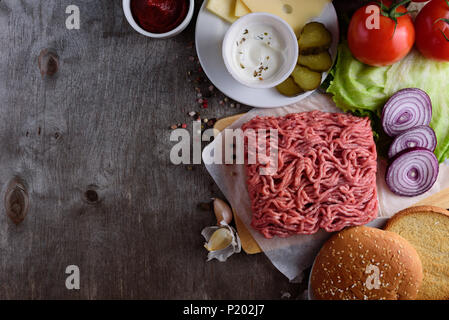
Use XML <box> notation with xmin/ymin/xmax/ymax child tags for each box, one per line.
<box><xmin>38</xmin><ymin>48</ymin><xmax>59</xmax><ymax>77</ymax></box>
<box><xmin>4</xmin><ymin>178</ymin><xmax>29</xmax><ymax>225</ymax></box>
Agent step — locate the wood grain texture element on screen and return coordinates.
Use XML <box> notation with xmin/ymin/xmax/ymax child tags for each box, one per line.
<box><xmin>415</xmin><ymin>187</ymin><xmax>449</xmax><ymax>210</ymax></box>
<box><xmin>0</xmin><ymin>0</ymin><xmax>355</xmax><ymax>299</ymax></box>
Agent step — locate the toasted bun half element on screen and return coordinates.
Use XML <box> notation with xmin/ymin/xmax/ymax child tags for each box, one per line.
<box><xmin>310</xmin><ymin>226</ymin><xmax>423</xmax><ymax>300</ymax></box>
<box><xmin>385</xmin><ymin>206</ymin><xmax>449</xmax><ymax>300</ymax></box>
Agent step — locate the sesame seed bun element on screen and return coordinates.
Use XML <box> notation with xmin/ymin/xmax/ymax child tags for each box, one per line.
<box><xmin>310</xmin><ymin>226</ymin><xmax>423</xmax><ymax>300</ymax></box>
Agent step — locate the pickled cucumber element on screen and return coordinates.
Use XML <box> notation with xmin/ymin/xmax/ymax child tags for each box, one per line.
<box><xmin>291</xmin><ymin>65</ymin><xmax>322</xmax><ymax>91</ymax></box>
<box><xmin>276</xmin><ymin>77</ymin><xmax>304</xmax><ymax>97</ymax></box>
<box><xmin>298</xmin><ymin>51</ymin><xmax>332</xmax><ymax>72</ymax></box>
<box><xmin>298</xmin><ymin>22</ymin><xmax>332</xmax><ymax>55</ymax></box>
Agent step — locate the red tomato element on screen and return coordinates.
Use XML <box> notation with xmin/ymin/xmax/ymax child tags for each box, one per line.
<box><xmin>348</xmin><ymin>1</ymin><xmax>415</xmax><ymax>66</ymax></box>
<box><xmin>415</xmin><ymin>0</ymin><xmax>449</xmax><ymax>61</ymax></box>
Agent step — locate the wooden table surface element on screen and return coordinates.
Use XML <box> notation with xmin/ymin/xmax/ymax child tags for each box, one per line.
<box><xmin>0</xmin><ymin>0</ymin><xmax>365</xmax><ymax>299</ymax></box>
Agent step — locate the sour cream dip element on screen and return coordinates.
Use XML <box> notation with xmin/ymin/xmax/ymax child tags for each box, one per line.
<box><xmin>222</xmin><ymin>13</ymin><xmax>298</xmax><ymax>89</ymax></box>
<box><xmin>232</xmin><ymin>25</ymin><xmax>286</xmax><ymax>83</ymax></box>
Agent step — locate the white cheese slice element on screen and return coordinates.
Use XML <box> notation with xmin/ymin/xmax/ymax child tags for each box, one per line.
<box><xmin>235</xmin><ymin>0</ymin><xmax>251</xmax><ymax>17</ymax></box>
<box><xmin>241</xmin><ymin>0</ymin><xmax>331</xmax><ymax>36</ymax></box>
<box><xmin>206</xmin><ymin>0</ymin><xmax>238</xmax><ymax>24</ymax></box>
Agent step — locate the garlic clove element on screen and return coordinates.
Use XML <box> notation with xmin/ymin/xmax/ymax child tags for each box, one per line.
<box><xmin>204</xmin><ymin>228</ymin><xmax>233</xmax><ymax>251</ymax></box>
<box><xmin>201</xmin><ymin>224</ymin><xmax>241</xmax><ymax>262</ymax></box>
<box><xmin>213</xmin><ymin>198</ymin><xmax>233</xmax><ymax>226</ymax></box>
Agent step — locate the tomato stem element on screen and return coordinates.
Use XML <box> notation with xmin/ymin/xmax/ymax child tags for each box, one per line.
<box><xmin>444</xmin><ymin>1</ymin><xmax>449</xmax><ymax>42</ymax></box>
<box><xmin>377</xmin><ymin>0</ymin><xmax>413</xmax><ymax>36</ymax></box>
<box><xmin>431</xmin><ymin>0</ymin><xmax>449</xmax><ymax>42</ymax></box>
<box><xmin>389</xmin><ymin>0</ymin><xmax>412</xmax><ymax>13</ymax></box>
<box><xmin>426</xmin><ymin>0</ymin><xmax>449</xmax><ymax>42</ymax></box>
<box><xmin>434</xmin><ymin>18</ymin><xmax>449</xmax><ymax>42</ymax></box>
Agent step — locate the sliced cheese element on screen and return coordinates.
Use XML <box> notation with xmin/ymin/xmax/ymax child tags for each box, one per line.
<box><xmin>206</xmin><ymin>0</ymin><xmax>238</xmax><ymax>24</ymax></box>
<box><xmin>235</xmin><ymin>0</ymin><xmax>251</xmax><ymax>17</ymax></box>
<box><xmin>241</xmin><ymin>0</ymin><xmax>331</xmax><ymax>36</ymax></box>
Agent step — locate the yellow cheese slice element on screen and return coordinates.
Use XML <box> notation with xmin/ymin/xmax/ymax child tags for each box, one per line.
<box><xmin>235</xmin><ymin>0</ymin><xmax>251</xmax><ymax>17</ymax></box>
<box><xmin>206</xmin><ymin>0</ymin><xmax>238</xmax><ymax>24</ymax></box>
<box><xmin>241</xmin><ymin>0</ymin><xmax>331</xmax><ymax>36</ymax></box>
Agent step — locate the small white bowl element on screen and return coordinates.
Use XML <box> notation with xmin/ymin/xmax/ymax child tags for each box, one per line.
<box><xmin>222</xmin><ymin>13</ymin><xmax>298</xmax><ymax>89</ymax></box>
<box><xmin>122</xmin><ymin>0</ymin><xmax>194</xmax><ymax>39</ymax></box>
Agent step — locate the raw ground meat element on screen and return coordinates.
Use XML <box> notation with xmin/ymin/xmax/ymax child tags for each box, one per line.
<box><xmin>242</xmin><ymin>111</ymin><xmax>378</xmax><ymax>238</ymax></box>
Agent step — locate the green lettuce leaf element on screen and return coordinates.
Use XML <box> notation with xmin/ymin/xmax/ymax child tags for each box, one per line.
<box><xmin>328</xmin><ymin>44</ymin><xmax>390</xmax><ymax>115</ymax></box>
<box><xmin>327</xmin><ymin>44</ymin><xmax>449</xmax><ymax>162</ymax></box>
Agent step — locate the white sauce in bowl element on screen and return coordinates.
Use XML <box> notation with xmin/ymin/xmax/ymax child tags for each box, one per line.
<box><xmin>231</xmin><ymin>24</ymin><xmax>286</xmax><ymax>83</ymax></box>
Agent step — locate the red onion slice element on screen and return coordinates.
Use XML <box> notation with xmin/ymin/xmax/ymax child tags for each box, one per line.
<box><xmin>388</xmin><ymin>125</ymin><xmax>437</xmax><ymax>159</ymax></box>
<box><xmin>382</xmin><ymin>88</ymin><xmax>432</xmax><ymax>137</ymax></box>
<box><xmin>386</xmin><ymin>147</ymin><xmax>439</xmax><ymax>197</ymax></box>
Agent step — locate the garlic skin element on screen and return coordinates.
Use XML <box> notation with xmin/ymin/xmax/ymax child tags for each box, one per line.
<box><xmin>212</xmin><ymin>198</ymin><xmax>233</xmax><ymax>225</ymax></box>
<box><xmin>201</xmin><ymin>223</ymin><xmax>241</xmax><ymax>262</ymax></box>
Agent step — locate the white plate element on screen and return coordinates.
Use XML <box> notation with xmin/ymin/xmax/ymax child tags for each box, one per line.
<box><xmin>307</xmin><ymin>218</ymin><xmax>389</xmax><ymax>300</ymax></box>
<box><xmin>195</xmin><ymin>1</ymin><xmax>340</xmax><ymax>108</ymax></box>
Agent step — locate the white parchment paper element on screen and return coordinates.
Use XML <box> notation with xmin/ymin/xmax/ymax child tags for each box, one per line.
<box><xmin>202</xmin><ymin>93</ymin><xmax>449</xmax><ymax>281</ymax></box>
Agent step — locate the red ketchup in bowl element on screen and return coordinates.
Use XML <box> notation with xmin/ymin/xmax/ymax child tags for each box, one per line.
<box><xmin>130</xmin><ymin>0</ymin><xmax>189</xmax><ymax>34</ymax></box>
